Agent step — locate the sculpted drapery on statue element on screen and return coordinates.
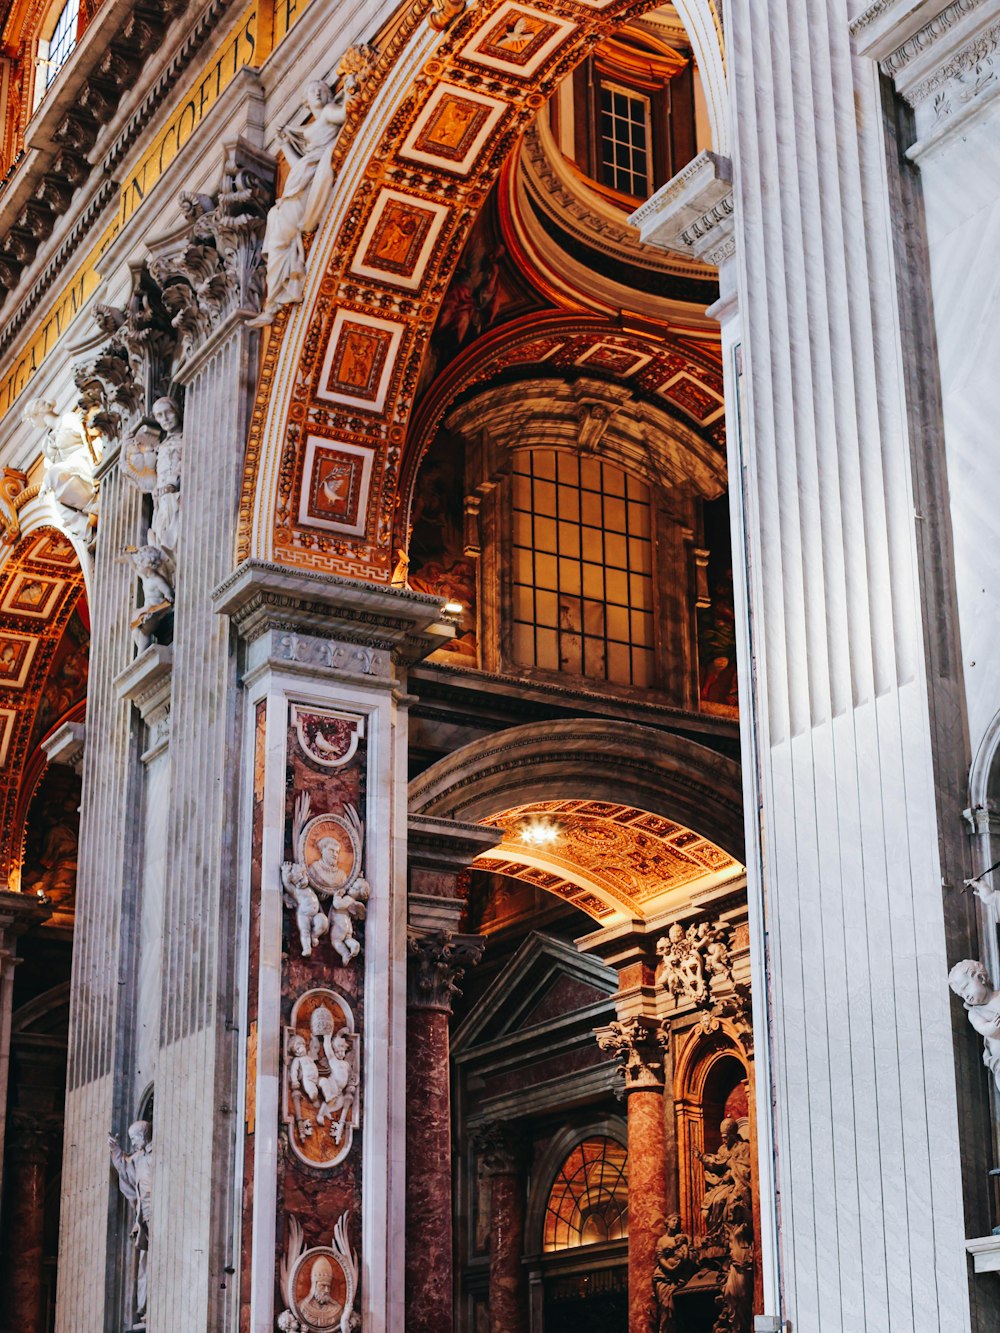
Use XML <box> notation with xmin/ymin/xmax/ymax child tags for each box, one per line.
<box><xmin>252</xmin><ymin>46</ymin><xmax>375</xmax><ymax>325</ymax></box>
<box><xmin>109</xmin><ymin>1120</ymin><xmax>153</xmax><ymax>1325</ymax></box>
<box><xmin>22</xmin><ymin>399</ymin><xmax>100</xmax><ymax>547</ymax></box>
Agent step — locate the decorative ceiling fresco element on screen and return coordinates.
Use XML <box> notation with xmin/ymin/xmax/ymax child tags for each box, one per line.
<box><xmin>473</xmin><ymin>798</ymin><xmax>742</xmax><ymax>921</ymax></box>
<box><xmin>240</xmin><ymin>0</ymin><xmax>725</xmax><ymax>584</ymax></box>
<box><xmin>0</xmin><ymin>526</ymin><xmax>87</xmax><ymax>892</ymax></box>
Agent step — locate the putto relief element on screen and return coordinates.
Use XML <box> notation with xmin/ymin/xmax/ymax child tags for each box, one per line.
<box><xmin>277</xmin><ymin>1214</ymin><xmax>360</xmax><ymax>1332</ymax></box>
<box><xmin>283</xmin><ymin>988</ymin><xmax>360</xmax><ymax>1169</ymax></box>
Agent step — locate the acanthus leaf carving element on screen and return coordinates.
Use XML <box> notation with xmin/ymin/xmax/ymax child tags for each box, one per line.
<box><xmin>595</xmin><ymin>1014</ymin><xmax>665</xmax><ymax>1094</ymax></box>
<box><xmin>406</xmin><ymin>927</ymin><xmax>485</xmax><ymax>1012</ymax></box>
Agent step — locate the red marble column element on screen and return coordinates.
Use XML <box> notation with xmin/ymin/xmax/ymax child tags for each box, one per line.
<box><xmin>2</xmin><ymin>1114</ymin><xmax>52</xmax><ymax>1331</ymax></box>
<box><xmin>405</xmin><ymin>928</ymin><xmax>484</xmax><ymax>1333</ymax></box>
<box><xmin>475</xmin><ymin>1123</ymin><xmax>528</xmax><ymax>1333</ymax></box>
<box><xmin>597</xmin><ymin>1016</ymin><xmax>668</xmax><ymax>1333</ymax></box>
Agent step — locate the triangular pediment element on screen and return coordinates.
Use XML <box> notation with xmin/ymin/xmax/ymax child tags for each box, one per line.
<box><xmin>451</xmin><ymin>931</ymin><xmax>616</xmax><ymax>1056</ymax></box>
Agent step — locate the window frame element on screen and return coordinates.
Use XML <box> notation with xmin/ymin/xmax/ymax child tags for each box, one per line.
<box><xmin>500</xmin><ymin>445</ymin><xmax>666</xmax><ymax>695</ymax></box>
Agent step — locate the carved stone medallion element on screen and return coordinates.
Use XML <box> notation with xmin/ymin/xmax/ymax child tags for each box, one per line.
<box><xmin>292</xmin><ymin>704</ymin><xmax>364</xmax><ymax>768</ymax></box>
<box><xmin>282</xmin><ymin>988</ymin><xmax>360</xmax><ymax>1169</ymax></box>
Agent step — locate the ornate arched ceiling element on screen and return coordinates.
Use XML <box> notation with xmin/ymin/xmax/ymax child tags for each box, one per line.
<box><xmin>0</xmin><ymin>525</ymin><xmax>86</xmax><ymax>891</ymax></box>
<box><xmin>475</xmin><ymin>798</ymin><xmax>742</xmax><ymax>922</ymax></box>
<box><xmin>240</xmin><ymin>0</ymin><xmax>726</xmax><ymax>584</ymax></box>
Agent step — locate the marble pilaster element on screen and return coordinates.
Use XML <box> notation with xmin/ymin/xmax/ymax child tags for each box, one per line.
<box><xmin>721</xmin><ymin>0</ymin><xmax>985</xmax><ymax>1322</ymax></box>
<box><xmin>143</xmin><ymin>134</ymin><xmax>273</xmax><ymax>1332</ymax></box>
<box><xmin>215</xmin><ymin>559</ymin><xmax>452</xmax><ymax>1333</ymax></box>
<box><xmin>473</xmin><ymin>1121</ymin><xmax>528</xmax><ymax>1333</ymax></box>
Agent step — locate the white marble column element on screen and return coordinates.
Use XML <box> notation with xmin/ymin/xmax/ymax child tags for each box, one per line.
<box><xmin>721</xmin><ymin>0</ymin><xmax>987</xmax><ymax>1325</ymax></box>
<box><xmin>56</xmin><ymin>448</ymin><xmax>148</xmax><ymax>1332</ymax></box>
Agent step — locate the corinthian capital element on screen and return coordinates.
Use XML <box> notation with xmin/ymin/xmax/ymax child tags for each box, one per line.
<box><xmin>595</xmin><ymin>1015</ymin><xmax>665</xmax><ymax>1093</ymax></box>
<box><xmin>407</xmin><ymin>927</ymin><xmax>484</xmax><ymax>1012</ymax></box>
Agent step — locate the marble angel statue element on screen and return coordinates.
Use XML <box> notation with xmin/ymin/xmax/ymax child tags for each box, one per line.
<box><xmin>252</xmin><ymin>50</ymin><xmax>371</xmax><ymax>325</ymax></box>
<box><xmin>23</xmin><ymin>398</ymin><xmax>99</xmax><ymax>547</ymax></box>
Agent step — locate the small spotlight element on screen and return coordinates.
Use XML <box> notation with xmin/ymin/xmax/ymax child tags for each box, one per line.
<box><xmin>442</xmin><ymin>600</ymin><xmax>464</xmax><ymax>617</ymax></box>
<box><xmin>519</xmin><ymin>817</ymin><xmax>561</xmax><ymax>847</ymax></box>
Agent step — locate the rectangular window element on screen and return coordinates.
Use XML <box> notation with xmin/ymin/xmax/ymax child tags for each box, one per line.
<box><xmin>46</xmin><ymin>0</ymin><xmax>80</xmax><ymax>89</ymax></box>
<box><xmin>599</xmin><ymin>81</ymin><xmax>651</xmax><ymax>199</ymax></box>
<box><xmin>511</xmin><ymin>449</ymin><xmax>654</xmax><ymax>688</ymax></box>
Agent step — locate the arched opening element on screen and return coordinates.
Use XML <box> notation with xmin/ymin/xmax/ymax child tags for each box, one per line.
<box><xmin>411</xmin><ymin>717</ymin><xmax>753</xmax><ymax>1330</ymax></box>
<box><xmin>0</xmin><ymin>523</ymin><xmax>87</xmax><ymax>1329</ymax></box>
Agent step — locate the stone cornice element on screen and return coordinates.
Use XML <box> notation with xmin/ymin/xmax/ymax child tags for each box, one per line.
<box><xmin>0</xmin><ymin>0</ymin><xmax>237</xmax><ymax>351</ymax></box>
<box><xmin>628</xmin><ymin>150</ymin><xmax>735</xmax><ymax>267</ymax></box>
<box><xmin>213</xmin><ymin>558</ymin><xmax>454</xmax><ymax>669</ymax></box>
<box><xmin>407</xmin><ymin>814</ymin><xmax>503</xmax><ymax>872</ymax></box>
<box><xmin>852</xmin><ymin>0</ymin><xmax>1000</xmax><ymax>143</ymax></box>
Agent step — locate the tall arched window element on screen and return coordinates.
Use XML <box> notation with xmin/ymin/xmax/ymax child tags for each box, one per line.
<box><xmin>511</xmin><ymin>449</ymin><xmax>655</xmax><ymax>688</ymax></box>
<box><xmin>543</xmin><ymin>1135</ymin><xmax>629</xmax><ymax>1252</ymax></box>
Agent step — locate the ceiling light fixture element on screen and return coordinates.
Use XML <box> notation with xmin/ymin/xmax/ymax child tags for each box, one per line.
<box><xmin>518</xmin><ymin>816</ymin><xmax>562</xmax><ymax>847</ymax></box>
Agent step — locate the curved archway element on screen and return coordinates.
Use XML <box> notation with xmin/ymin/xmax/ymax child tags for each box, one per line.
<box><xmin>410</xmin><ymin>718</ymin><xmax>743</xmax><ymax>858</ymax></box>
<box><xmin>240</xmin><ymin>0</ymin><xmax>728</xmax><ymax>582</ymax></box>
<box><xmin>0</xmin><ymin>525</ymin><xmax>87</xmax><ymax>892</ymax></box>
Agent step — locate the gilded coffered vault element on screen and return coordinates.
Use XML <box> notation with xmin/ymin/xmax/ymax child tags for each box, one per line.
<box><xmin>240</xmin><ymin>0</ymin><xmax>725</xmax><ymax>584</ymax></box>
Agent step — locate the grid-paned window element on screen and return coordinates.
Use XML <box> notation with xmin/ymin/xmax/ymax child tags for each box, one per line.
<box><xmin>543</xmin><ymin>1137</ymin><xmax>629</xmax><ymax>1252</ymax></box>
<box><xmin>511</xmin><ymin>449</ymin><xmax>654</xmax><ymax>688</ymax></box>
<box><xmin>44</xmin><ymin>0</ymin><xmax>80</xmax><ymax>89</ymax></box>
<box><xmin>599</xmin><ymin>81</ymin><xmax>651</xmax><ymax>198</ymax></box>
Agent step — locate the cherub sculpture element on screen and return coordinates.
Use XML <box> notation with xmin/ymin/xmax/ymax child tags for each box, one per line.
<box><xmin>949</xmin><ymin>958</ymin><xmax>1000</xmax><ymax>1090</ymax></box>
<box><xmin>325</xmin><ymin>875</ymin><xmax>369</xmax><ymax>966</ymax></box>
<box><xmin>123</xmin><ymin>545</ymin><xmax>175</xmax><ymax>652</ymax></box>
<box><xmin>287</xmin><ymin>1033</ymin><xmax>321</xmax><ymax>1140</ymax></box>
<box><xmin>281</xmin><ymin>859</ymin><xmax>329</xmax><ymax>958</ymax></box>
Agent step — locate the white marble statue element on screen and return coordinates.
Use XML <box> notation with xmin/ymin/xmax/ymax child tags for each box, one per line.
<box><xmin>310</xmin><ymin>1007</ymin><xmax>357</xmax><ymax>1145</ymax></box>
<box><xmin>949</xmin><ymin>958</ymin><xmax>1000</xmax><ymax>1090</ymax></box>
<box><xmin>282</xmin><ymin>860</ymin><xmax>329</xmax><ymax>958</ymax></box>
<box><xmin>656</xmin><ymin>919</ymin><xmax>734</xmax><ymax>1007</ymax></box>
<box><xmin>109</xmin><ymin>1120</ymin><xmax>153</xmax><ymax>1324</ymax></box>
<box><xmin>287</xmin><ymin>1033</ymin><xmax>322</xmax><ymax>1140</ymax></box>
<box><xmin>252</xmin><ymin>77</ymin><xmax>358</xmax><ymax>324</ymax></box>
<box><xmin>23</xmin><ymin>398</ymin><xmax>99</xmax><ymax>546</ymax></box>
<box><xmin>121</xmin><ymin>396</ymin><xmax>183</xmax><ymax>561</ymax></box>
<box><xmin>123</xmin><ymin>545</ymin><xmax>175</xmax><ymax>652</ymax></box>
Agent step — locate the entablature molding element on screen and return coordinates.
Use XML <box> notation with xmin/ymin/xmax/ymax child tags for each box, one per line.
<box><xmin>213</xmin><ymin>557</ymin><xmax>454</xmax><ymax>686</ymax></box>
<box><xmin>852</xmin><ymin>0</ymin><xmax>1000</xmax><ymax>151</ymax></box>
<box><xmin>628</xmin><ymin>149</ymin><xmax>735</xmax><ymax>268</ymax></box>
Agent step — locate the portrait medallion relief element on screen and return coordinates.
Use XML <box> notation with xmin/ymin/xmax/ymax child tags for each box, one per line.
<box><xmin>278</xmin><ymin>1214</ymin><xmax>359</xmax><ymax>1332</ymax></box>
